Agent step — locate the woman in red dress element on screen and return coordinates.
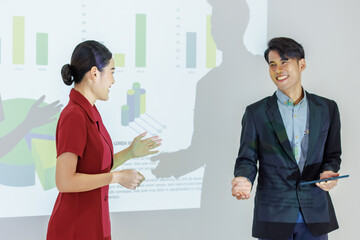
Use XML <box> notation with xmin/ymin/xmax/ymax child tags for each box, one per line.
<box><xmin>47</xmin><ymin>40</ymin><xmax>161</xmax><ymax>240</ymax></box>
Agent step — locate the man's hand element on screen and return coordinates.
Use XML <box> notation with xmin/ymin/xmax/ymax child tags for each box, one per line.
<box><xmin>231</xmin><ymin>177</ymin><xmax>252</xmax><ymax>200</ymax></box>
<box><xmin>316</xmin><ymin>171</ymin><xmax>340</xmax><ymax>191</ymax></box>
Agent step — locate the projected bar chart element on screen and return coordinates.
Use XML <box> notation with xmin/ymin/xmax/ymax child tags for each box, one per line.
<box><xmin>135</xmin><ymin>14</ymin><xmax>146</xmax><ymax>67</ymax></box>
<box><xmin>186</xmin><ymin>32</ymin><xmax>196</xmax><ymax>68</ymax></box>
<box><xmin>36</xmin><ymin>33</ymin><xmax>48</xmax><ymax>65</ymax></box>
<box><xmin>9</xmin><ymin>16</ymin><xmax>49</xmax><ymax>65</ymax></box>
<box><xmin>206</xmin><ymin>15</ymin><xmax>216</xmax><ymax>68</ymax></box>
<box><xmin>121</xmin><ymin>83</ymin><xmax>165</xmax><ymax>135</ymax></box>
<box><xmin>13</xmin><ymin>16</ymin><xmax>25</xmax><ymax>65</ymax></box>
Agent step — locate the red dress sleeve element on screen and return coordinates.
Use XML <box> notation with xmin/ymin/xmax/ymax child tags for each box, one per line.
<box><xmin>56</xmin><ymin>108</ymin><xmax>87</xmax><ymax>159</ymax></box>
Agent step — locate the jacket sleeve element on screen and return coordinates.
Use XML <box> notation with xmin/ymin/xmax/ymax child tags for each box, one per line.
<box><xmin>321</xmin><ymin>100</ymin><xmax>341</xmax><ymax>173</ymax></box>
<box><xmin>234</xmin><ymin>106</ymin><xmax>258</xmax><ymax>184</ymax></box>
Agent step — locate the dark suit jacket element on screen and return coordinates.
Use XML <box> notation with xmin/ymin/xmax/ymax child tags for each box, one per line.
<box><xmin>234</xmin><ymin>92</ymin><xmax>341</xmax><ymax>239</ymax></box>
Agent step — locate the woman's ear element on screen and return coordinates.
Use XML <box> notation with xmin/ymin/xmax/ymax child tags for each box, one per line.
<box><xmin>90</xmin><ymin>66</ymin><xmax>98</xmax><ymax>81</ymax></box>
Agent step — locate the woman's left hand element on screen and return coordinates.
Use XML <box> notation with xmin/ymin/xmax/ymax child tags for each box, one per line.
<box><xmin>129</xmin><ymin>132</ymin><xmax>162</xmax><ymax>158</ymax></box>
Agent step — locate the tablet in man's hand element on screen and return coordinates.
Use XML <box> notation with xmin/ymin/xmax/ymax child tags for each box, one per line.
<box><xmin>299</xmin><ymin>175</ymin><xmax>349</xmax><ymax>186</ymax></box>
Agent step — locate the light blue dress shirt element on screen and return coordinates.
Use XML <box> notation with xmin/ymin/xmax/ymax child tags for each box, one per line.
<box><xmin>276</xmin><ymin>89</ymin><xmax>309</xmax><ymax>223</ymax></box>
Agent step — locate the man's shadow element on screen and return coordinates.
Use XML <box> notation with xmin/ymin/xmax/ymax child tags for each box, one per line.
<box><xmin>150</xmin><ymin>0</ymin><xmax>268</xmax><ymax>238</ymax></box>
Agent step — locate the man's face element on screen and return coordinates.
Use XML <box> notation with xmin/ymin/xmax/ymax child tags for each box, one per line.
<box><xmin>268</xmin><ymin>50</ymin><xmax>306</xmax><ymax>94</ymax></box>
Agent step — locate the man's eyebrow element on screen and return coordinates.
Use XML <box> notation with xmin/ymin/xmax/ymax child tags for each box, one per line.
<box><xmin>269</xmin><ymin>58</ymin><xmax>289</xmax><ymax>64</ymax></box>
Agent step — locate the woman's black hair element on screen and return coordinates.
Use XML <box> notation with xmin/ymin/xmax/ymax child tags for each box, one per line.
<box><xmin>61</xmin><ymin>40</ymin><xmax>112</xmax><ymax>86</ymax></box>
<box><xmin>264</xmin><ymin>37</ymin><xmax>305</xmax><ymax>63</ymax></box>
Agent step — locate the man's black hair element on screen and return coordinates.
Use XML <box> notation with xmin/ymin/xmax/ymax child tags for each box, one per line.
<box><xmin>264</xmin><ymin>37</ymin><xmax>305</xmax><ymax>63</ymax></box>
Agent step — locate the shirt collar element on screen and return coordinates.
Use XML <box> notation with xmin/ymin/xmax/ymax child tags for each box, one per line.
<box><xmin>276</xmin><ymin>88</ymin><xmax>307</xmax><ymax>107</ymax></box>
<box><xmin>69</xmin><ymin>89</ymin><xmax>101</xmax><ymax>123</ymax></box>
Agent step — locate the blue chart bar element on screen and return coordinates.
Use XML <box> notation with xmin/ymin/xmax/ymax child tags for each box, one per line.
<box><xmin>121</xmin><ymin>105</ymin><xmax>130</xmax><ymax>126</ymax></box>
<box><xmin>133</xmin><ymin>82</ymin><xmax>141</xmax><ymax>118</ymax></box>
<box><xmin>127</xmin><ymin>89</ymin><xmax>135</xmax><ymax>122</ymax></box>
<box><xmin>186</xmin><ymin>32</ymin><xmax>196</xmax><ymax>68</ymax></box>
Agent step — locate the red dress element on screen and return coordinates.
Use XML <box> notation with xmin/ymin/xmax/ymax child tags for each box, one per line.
<box><xmin>47</xmin><ymin>89</ymin><xmax>113</xmax><ymax>240</ymax></box>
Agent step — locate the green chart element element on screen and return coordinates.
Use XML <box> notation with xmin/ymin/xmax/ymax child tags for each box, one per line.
<box><xmin>206</xmin><ymin>15</ymin><xmax>216</xmax><ymax>68</ymax></box>
<box><xmin>135</xmin><ymin>14</ymin><xmax>146</xmax><ymax>67</ymax></box>
<box><xmin>32</xmin><ymin>138</ymin><xmax>56</xmax><ymax>190</ymax></box>
<box><xmin>36</xmin><ymin>33</ymin><xmax>48</xmax><ymax>65</ymax></box>
<box><xmin>13</xmin><ymin>16</ymin><xmax>25</xmax><ymax>64</ymax></box>
<box><xmin>0</xmin><ymin>99</ymin><xmax>58</xmax><ymax>190</ymax></box>
<box><xmin>114</xmin><ymin>53</ymin><xmax>125</xmax><ymax>67</ymax></box>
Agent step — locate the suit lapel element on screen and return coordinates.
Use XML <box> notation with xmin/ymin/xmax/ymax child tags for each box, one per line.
<box><xmin>306</xmin><ymin>93</ymin><xmax>321</xmax><ymax>163</ymax></box>
<box><xmin>265</xmin><ymin>93</ymin><xmax>296</xmax><ymax>163</ymax></box>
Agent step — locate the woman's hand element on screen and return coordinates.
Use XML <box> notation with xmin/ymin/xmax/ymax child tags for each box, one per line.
<box><xmin>111</xmin><ymin>169</ymin><xmax>145</xmax><ymax>190</ymax></box>
<box><xmin>129</xmin><ymin>132</ymin><xmax>162</xmax><ymax>158</ymax></box>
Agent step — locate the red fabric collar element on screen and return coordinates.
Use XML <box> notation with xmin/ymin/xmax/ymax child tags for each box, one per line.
<box><xmin>69</xmin><ymin>89</ymin><xmax>101</xmax><ymax>123</ymax></box>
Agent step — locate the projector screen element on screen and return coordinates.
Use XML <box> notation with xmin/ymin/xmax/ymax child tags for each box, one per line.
<box><xmin>0</xmin><ymin>0</ymin><xmax>267</xmax><ymax>218</ymax></box>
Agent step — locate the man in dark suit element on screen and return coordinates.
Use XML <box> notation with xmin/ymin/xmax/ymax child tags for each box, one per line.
<box><xmin>232</xmin><ymin>37</ymin><xmax>341</xmax><ymax>240</ymax></box>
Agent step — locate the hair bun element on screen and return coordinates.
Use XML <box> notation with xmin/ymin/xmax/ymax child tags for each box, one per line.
<box><xmin>61</xmin><ymin>64</ymin><xmax>74</xmax><ymax>86</ymax></box>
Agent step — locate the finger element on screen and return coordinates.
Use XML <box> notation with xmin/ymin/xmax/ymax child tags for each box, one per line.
<box><xmin>144</xmin><ymin>136</ymin><xmax>159</xmax><ymax>141</ymax></box>
<box><xmin>316</xmin><ymin>183</ymin><xmax>328</xmax><ymax>191</ymax></box>
<box><xmin>134</xmin><ymin>132</ymin><xmax>147</xmax><ymax>141</ymax></box>
<box><xmin>237</xmin><ymin>193</ymin><xmax>246</xmax><ymax>200</ymax></box>
<box><xmin>147</xmin><ymin>150</ymin><xmax>160</xmax><ymax>155</ymax></box>
<box><xmin>137</xmin><ymin>175</ymin><xmax>145</xmax><ymax>181</ymax></box>
<box><xmin>231</xmin><ymin>188</ymin><xmax>238</xmax><ymax>196</ymax></box>
<box><xmin>147</xmin><ymin>139</ymin><xmax>162</xmax><ymax>146</ymax></box>
<box><xmin>143</xmin><ymin>138</ymin><xmax>155</xmax><ymax>145</ymax></box>
<box><xmin>148</xmin><ymin>143</ymin><xmax>162</xmax><ymax>150</ymax></box>
<box><xmin>137</xmin><ymin>172</ymin><xmax>145</xmax><ymax>180</ymax></box>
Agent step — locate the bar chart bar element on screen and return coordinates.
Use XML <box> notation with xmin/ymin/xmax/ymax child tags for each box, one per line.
<box><xmin>186</xmin><ymin>32</ymin><xmax>197</xmax><ymax>68</ymax></box>
<box><xmin>121</xmin><ymin>105</ymin><xmax>130</xmax><ymax>126</ymax></box>
<box><xmin>133</xmin><ymin>82</ymin><xmax>141</xmax><ymax>118</ymax></box>
<box><xmin>135</xmin><ymin>14</ymin><xmax>146</xmax><ymax>67</ymax></box>
<box><xmin>114</xmin><ymin>53</ymin><xmax>125</xmax><ymax>67</ymax></box>
<box><xmin>36</xmin><ymin>33</ymin><xmax>48</xmax><ymax>65</ymax></box>
<box><xmin>13</xmin><ymin>16</ymin><xmax>25</xmax><ymax>64</ymax></box>
<box><xmin>206</xmin><ymin>15</ymin><xmax>216</xmax><ymax>68</ymax></box>
<box><xmin>140</xmin><ymin>89</ymin><xmax>146</xmax><ymax>114</ymax></box>
<box><xmin>127</xmin><ymin>89</ymin><xmax>135</xmax><ymax>122</ymax></box>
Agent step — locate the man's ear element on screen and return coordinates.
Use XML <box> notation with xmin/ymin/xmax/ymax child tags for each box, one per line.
<box><xmin>299</xmin><ymin>58</ymin><xmax>306</xmax><ymax>71</ymax></box>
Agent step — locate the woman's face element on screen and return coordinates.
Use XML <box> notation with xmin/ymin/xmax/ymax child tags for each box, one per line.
<box><xmin>94</xmin><ymin>58</ymin><xmax>115</xmax><ymax>101</ymax></box>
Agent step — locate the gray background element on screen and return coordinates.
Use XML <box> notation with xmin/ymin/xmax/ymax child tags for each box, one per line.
<box><xmin>0</xmin><ymin>0</ymin><xmax>358</xmax><ymax>239</ymax></box>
